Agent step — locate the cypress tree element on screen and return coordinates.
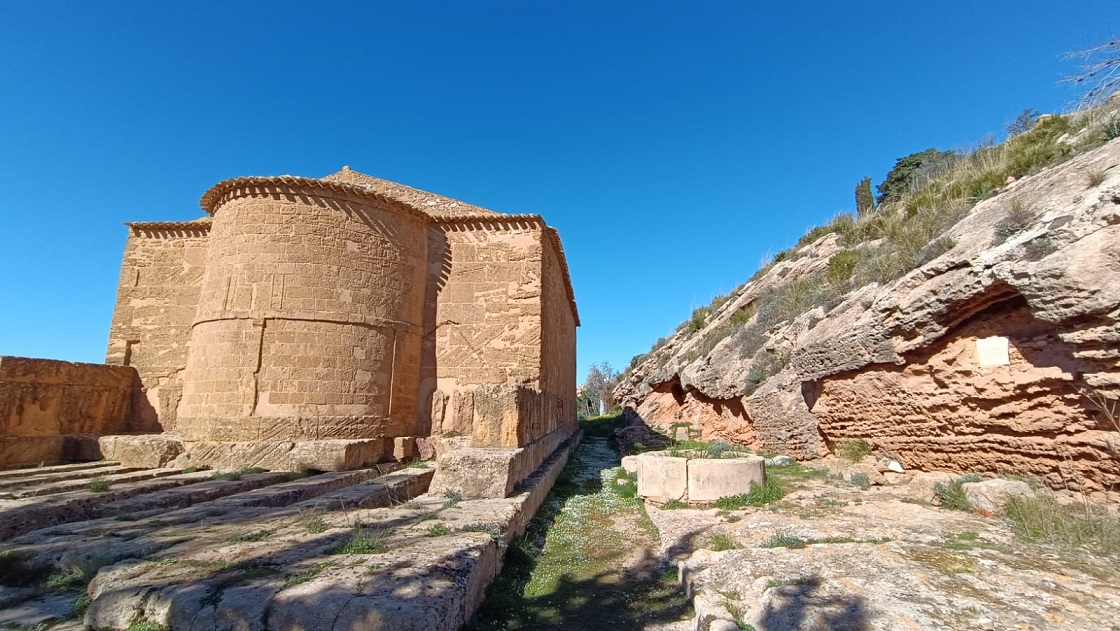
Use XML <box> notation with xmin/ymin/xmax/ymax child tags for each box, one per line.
<box><xmin>855</xmin><ymin>177</ymin><xmax>875</xmax><ymax>217</ymax></box>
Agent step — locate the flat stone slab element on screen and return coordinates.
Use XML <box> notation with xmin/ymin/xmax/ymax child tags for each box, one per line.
<box><xmin>1</xmin><ymin>432</ymin><xmax>580</xmax><ymax>630</ymax></box>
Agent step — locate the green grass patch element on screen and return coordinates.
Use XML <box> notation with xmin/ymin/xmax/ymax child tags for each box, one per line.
<box><xmin>942</xmin><ymin>531</ymin><xmax>993</xmax><ymax>551</ymax></box>
<box><xmin>765</xmin><ymin>576</ymin><xmax>817</xmax><ymax>590</ymax></box>
<box><xmin>425</xmin><ymin>524</ymin><xmax>452</xmax><ymax>537</ymax></box>
<box><xmin>706</xmin><ymin>532</ymin><xmax>739</xmax><ymax>551</ymax></box>
<box><xmin>283</xmin><ymin>562</ymin><xmax>336</xmax><ymax>588</ymax></box>
<box><xmin>578</xmin><ymin>411</ymin><xmax>629</xmax><ymax>438</ymax></box>
<box><xmin>304</xmin><ymin>518</ymin><xmax>329</xmax><ymax>533</ymax></box>
<box><xmin>328</xmin><ymin>526</ymin><xmax>392</xmax><ymax>555</ymax></box>
<box><xmin>834</xmin><ymin>438</ymin><xmax>871</xmax><ymax>462</ymax></box>
<box><xmin>88</xmin><ymin>478</ymin><xmax>112</xmax><ymax>493</ymax></box>
<box><xmin>1004</xmin><ymin>494</ymin><xmax>1120</xmax><ymax>559</ymax></box>
<box><xmin>127</xmin><ymin>620</ymin><xmax>168</xmax><ymax>631</ymax></box>
<box><xmin>211</xmin><ymin>467</ymin><xmax>267</xmax><ymax>481</ymax></box>
<box><xmin>713</xmin><ymin>478</ymin><xmax>784</xmax><ymax>509</ymax></box>
<box><xmin>467</xmin><ymin>441</ymin><xmax>690</xmax><ymax>630</ymax></box>
<box><xmin>227</xmin><ymin>528</ymin><xmax>275</xmax><ymax>543</ymax></box>
<box><xmin>72</xmin><ymin>591</ymin><xmax>92</xmax><ymax>617</ymax></box>
<box><xmin>761</xmin><ymin>532</ymin><xmax>807</xmax><ymax>549</ymax></box>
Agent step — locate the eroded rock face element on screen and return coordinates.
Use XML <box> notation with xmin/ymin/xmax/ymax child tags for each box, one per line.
<box><xmin>617</xmin><ymin>136</ymin><xmax>1120</xmax><ymax>499</ymax></box>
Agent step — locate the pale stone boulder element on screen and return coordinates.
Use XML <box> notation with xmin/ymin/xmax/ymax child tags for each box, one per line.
<box><xmin>98</xmin><ymin>434</ymin><xmax>184</xmax><ymax>468</ymax></box>
<box><xmin>962</xmin><ymin>478</ymin><xmax>1034</xmax><ymax>513</ymax></box>
<box><xmin>908</xmin><ymin>472</ymin><xmax>957</xmax><ymax>504</ymax></box>
<box><xmin>637</xmin><ymin>456</ymin><xmax>688</xmax><ymax>502</ymax></box>
<box><xmin>686</xmin><ymin>457</ymin><xmax>765</xmax><ymax>502</ymax></box>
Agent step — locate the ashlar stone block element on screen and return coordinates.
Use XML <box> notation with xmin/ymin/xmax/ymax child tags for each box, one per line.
<box><xmin>686</xmin><ymin>457</ymin><xmax>765</xmax><ymax>502</ymax></box>
<box><xmin>637</xmin><ymin>455</ymin><xmax>688</xmax><ymax>502</ymax></box>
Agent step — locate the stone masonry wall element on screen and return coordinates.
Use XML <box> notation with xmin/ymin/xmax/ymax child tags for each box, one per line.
<box><xmin>425</xmin><ymin>219</ymin><xmax>546</xmax><ymax>438</ymax></box>
<box><xmin>105</xmin><ymin>222</ymin><xmax>210</xmax><ymax>431</ymax></box>
<box><xmin>0</xmin><ymin>356</ymin><xmax>139</xmax><ymax>467</ymax></box>
<box><xmin>176</xmin><ymin>185</ymin><xmax>428</xmax><ymax>443</ymax></box>
<box><xmin>539</xmin><ymin>230</ymin><xmax>578</xmax><ymax>439</ymax></box>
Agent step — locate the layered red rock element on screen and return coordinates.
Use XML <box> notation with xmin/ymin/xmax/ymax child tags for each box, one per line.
<box><xmin>618</xmin><ymin>135</ymin><xmax>1120</xmax><ymax>499</ymax></box>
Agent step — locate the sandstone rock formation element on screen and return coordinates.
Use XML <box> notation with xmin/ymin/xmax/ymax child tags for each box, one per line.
<box><xmin>617</xmin><ymin>129</ymin><xmax>1120</xmax><ymax>499</ymax></box>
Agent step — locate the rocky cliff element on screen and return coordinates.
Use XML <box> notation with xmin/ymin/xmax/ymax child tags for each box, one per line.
<box><xmin>616</xmin><ymin>109</ymin><xmax>1120</xmax><ymax>499</ymax></box>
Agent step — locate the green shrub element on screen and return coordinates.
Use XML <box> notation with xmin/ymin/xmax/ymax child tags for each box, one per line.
<box><xmin>662</xmin><ymin>499</ymin><xmax>689</xmax><ymax>510</ymax></box>
<box><xmin>826</xmin><ymin>249</ymin><xmax>862</xmax><ymax>287</ymax></box>
<box><xmin>425</xmin><ymin>524</ymin><xmax>452</xmax><ymax>537</ymax></box>
<box><xmin>876</xmin><ymin>148</ymin><xmax>958</xmax><ymax>206</ymax></box>
<box><xmin>45</xmin><ymin>570</ymin><xmax>83</xmax><ymax>590</ymax></box>
<box><xmin>855</xmin><ymin>176</ymin><xmax>876</xmax><ymax>217</ymax></box>
<box><xmin>88</xmin><ymin>478</ymin><xmax>111</xmax><ymax>493</ymax></box>
<box><xmin>835</xmin><ymin>438</ymin><xmax>871</xmax><ymax>462</ymax></box>
<box><xmin>933</xmin><ymin>474</ymin><xmax>981</xmax><ymax>511</ymax></box>
<box><xmin>442</xmin><ymin>489</ymin><xmax>463</xmax><ymax>509</ymax></box>
<box><xmin>707</xmin><ymin>440</ymin><xmax>732</xmax><ymax>459</ymax></box>
<box><xmin>992</xmin><ymin>198</ymin><xmax>1034</xmax><ymax>244</ymax></box>
<box><xmin>685</xmin><ymin>306</ymin><xmax>711</xmax><ymax>334</ymax></box>
<box><xmin>72</xmin><ymin>591</ymin><xmax>92</xmax><ymax>617</ymax></box>
<box><xmin>849</xmin><ymin>472</ymin><xmax>870</xmax><ymax>488</ymax></box>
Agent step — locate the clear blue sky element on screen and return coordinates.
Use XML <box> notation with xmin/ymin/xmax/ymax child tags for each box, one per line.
<box><xmin>0</xmin><ymin>2</ymin><xmax>1113</xmax><ymax>383</ymax></box>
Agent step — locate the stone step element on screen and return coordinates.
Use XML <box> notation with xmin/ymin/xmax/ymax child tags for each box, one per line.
<box><xmin>80</xmin><ymin>437</ymin><xmax>577</xmax><ymax>630</ymax></box>
<box><xmin>7</xmin><ymin>469</ymin><xmax>430</xmax><ymax>568</ymax></box>
<box><xmin>0</xmin><ymin>464</ymin><xmax>139</xmax><ymax>490</ymax></box>
<box><xmin>0</xmin><ymin>461</ymin><xmax>120</xmax><ymax>480</ymax></box>
<box><xmin>0</xmin><ymin>468</ymin><xmax>438</xmax><ymax>629</ymax></box>
<box><xmin>0</xmin><ymin>470</ymin><xmax>218</xmax><ymax>540</ymax></box>
<box><xmin>0</xmin><ymin>467</ymin><xmax>187</xmax><ymax>499</ymax></box>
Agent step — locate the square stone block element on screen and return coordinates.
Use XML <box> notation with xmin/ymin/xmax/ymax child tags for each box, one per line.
<box><xmin>637</xmin><ymin>455</ymin><xmax>688</xmax><ymax>502</ymax></box>
<box><xmin>428</xmin><ymin>447</ymin><xmax>523</xmax><ymax>499</ymax></box>
<box><xmin>687</xmin><ymin>457</ymin><xmax>765</xmax><ymax>502</ymax></box>
<box><xmin>99</xmin><ymin>434</ymin><xmax>184</xmax><ymax>468</ymax></box>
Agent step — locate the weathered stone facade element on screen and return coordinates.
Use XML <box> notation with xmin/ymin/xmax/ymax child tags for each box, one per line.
<box><xmin>96</xmin><ymin>167</ymin><xmax>579</xmax><ymax>491</ymax></box>
<box><xmin>0</xmin><ymin>357</ymin><xmax>141</xmax><ymax>467</ymax></box>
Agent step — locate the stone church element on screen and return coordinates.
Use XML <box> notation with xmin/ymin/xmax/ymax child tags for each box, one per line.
<box><xmin>95</xmin><ymin>167</ymin><xmax>578</xmax><ymax>491</ymax></box>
